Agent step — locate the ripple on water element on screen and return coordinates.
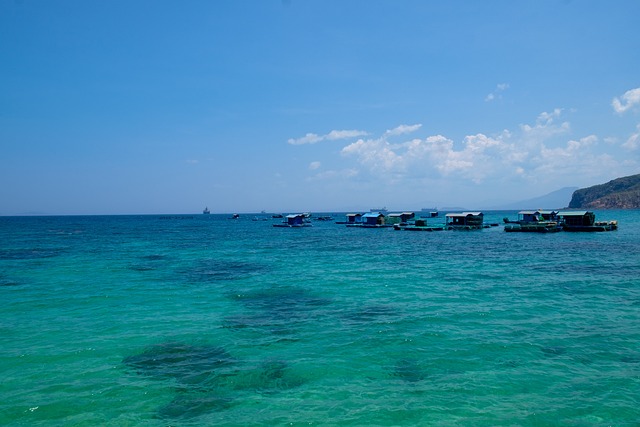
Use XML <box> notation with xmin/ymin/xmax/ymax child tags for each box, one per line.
<box><xmin>541</xmin><ymin>346</ymin><xmax>568</xmax><ymax>357</ymax></box>
<box><xmin>128</xmin><ymin>254</ymin><xmax>172</xmax><ymax>271</ymax></box>
<box><xmin>221</xmin><ymin>312</ymin><xmax>300</xmax><ymax>338</ymax></box>
<box><xmin>392</xmin><ymin>358</ymin><xmax>428</xmax><ymax>383</ymax></box>
<box><xmin>0</xmin><ymin>247</ymin><xmax>66</xmax><ymax>260</ymax></box>
<box><xmin>123</xmin><ymin>342</ymin><xmax>236</xmax><ymax>387</ymax></box>
<box><xmin>179</xmin><ymin>259</ymin><xmax>269</xmax><ymax>283</ymax></box>
<box><xmin>0</xmin><ymin>275</ymin><xmax>21</xmax><ymax>287</ymax></box>
<box><xmin>157</xmin><ymin>392</ymin><xmax>234</xmax><ymax>420</ymax></box>
<box><xmin>228</xmin><ymin>285</ymin><xmax>332</xmax><ymax>316</ymax></box>
<box><xmin>342</xmin><ymin>304</ymin><xmax>398</xmax><ymax>323</ymax></box>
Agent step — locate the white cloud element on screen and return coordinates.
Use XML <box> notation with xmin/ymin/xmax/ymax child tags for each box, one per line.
<box><xmin>288</xmin><ymin>129</ymin><xmax>368</xmax><ymax>145</ymax></box>
<box><xmin>612</xmin><ymin>88</ymin><xmax>640</xmax><ymax>114</ymax></box>
<box><xmin>341</xmin><ymin>137</ymin><xmax>404</xmax><ymax>173</ymax></box>
<box><xmin>622</xmin><ymin>124</ymin><xmax>640</xmax><ymax>150</ymax></box>
<box><xmin>384</xmin><ymin>124</ymin><xmax>422</xmax><ymax>137</ymax></box>
<box><xmin>341</xmin><ymin>128</ymin><xmax>511</xmax><ymax>184</ymax></box>
<box><xmin>326</xmin><ymin>130</ymin><xmax>367</xmax><ymax>140</ymax></box>
<box><xmin>309</xmin><ymin>161</ymin><xmax>321</xmax><ymax>170</ymax></box>
<box><xmin>485</xmin><ymin>83</ymin><xmax>510</xmax><ymax>102</ymax></box>
<box><xmin>519</xmin><ymin>109</ymin><xmax>570</xmax><ymax>149</ymax></box>
<box><xmin>287</xmin><ymin>133</ymin><xmax>323</xmax><ymax>145</ymax></box>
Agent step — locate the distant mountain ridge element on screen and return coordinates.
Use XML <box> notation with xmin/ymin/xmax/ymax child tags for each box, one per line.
<box><xmin>568</xmin><ymin>174</ymin><xmax>640</xmax><ymax>209</ymax></box>
<box><xmin>486</xmin><ymin>187</ymin><xmax>578</xmax><ymax>210</ymax></box>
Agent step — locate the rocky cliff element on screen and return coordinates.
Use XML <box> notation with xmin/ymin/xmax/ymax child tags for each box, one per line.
<box><xmin>568</xmin><ymin>174</ymin><xmax>640</xmax><ymax>209</ymax></box>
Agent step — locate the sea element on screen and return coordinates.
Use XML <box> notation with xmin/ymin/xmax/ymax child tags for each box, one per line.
<box><xmin>1</xmin><ymin>210</ymin><xmax>639</xmax><ymax>426</ymax></box>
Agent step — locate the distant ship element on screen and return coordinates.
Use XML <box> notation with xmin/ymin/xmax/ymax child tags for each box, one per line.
<box><xmin>203</xmin><ymin>207</ymin><xmax>210</xmax><ymax>214</ymax></box>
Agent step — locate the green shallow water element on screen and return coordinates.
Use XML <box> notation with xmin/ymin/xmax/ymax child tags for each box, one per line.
<box><xmin>1</xmin><ymin>211</ymin><xmax>639</xmax><ymax>426</ymax></box>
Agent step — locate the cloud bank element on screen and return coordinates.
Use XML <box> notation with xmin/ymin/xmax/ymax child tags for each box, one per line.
<box><xmin>287</xmin><ymin>88</ymin><xmax>640</xmax><ymax>206</ymax></box>
<box><xmin>290</xmin><ymin>109</ymin><xmax>636</xmax><ymax>190</ymax></box>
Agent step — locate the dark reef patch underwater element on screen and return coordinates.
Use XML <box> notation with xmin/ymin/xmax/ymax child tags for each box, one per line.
<box><xmin>123</xmin><ymin>342</ymin><xmax>236</xmax><ymax>387</ymax></box>
<box><xmin>392</xmin><ymin>358</ymin><xmax>428</xmax><ymax>383</ymax></box>
<box><xmin>122</xmin><ymin>342</ymin><xmax>306</xmax><ymax>420</ymax></box>
<box><xmin>221</xmin><ymin>285</ymin><xmax>333</xmax><ymax>338</ymax></box>
<box><xmin>229</xmin><ymin>285</ymin><xmax>332</xmax><ymax>315</ymax></box>
<box><xmin>178</xmin><ymin>259</ymin><xmax>270</xmax><ymax>283</ymax></box>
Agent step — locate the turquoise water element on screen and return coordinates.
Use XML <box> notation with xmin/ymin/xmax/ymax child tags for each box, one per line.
<box><xmin>1</xmin><ymin>211</ymin><xmax>639</xmax><ymax>426</ymax></box>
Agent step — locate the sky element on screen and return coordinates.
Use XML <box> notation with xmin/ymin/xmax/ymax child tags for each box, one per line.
<box><xmin>1</xmin><ymin>0</ymin><xmax>640</xmax><ymax>215</ymax></box>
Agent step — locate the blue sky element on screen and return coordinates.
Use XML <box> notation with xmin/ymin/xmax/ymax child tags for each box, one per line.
<box><xmin>2</xmin><ymin>0</ymin><xmax>639</xmax><ymax>215</ymax></box>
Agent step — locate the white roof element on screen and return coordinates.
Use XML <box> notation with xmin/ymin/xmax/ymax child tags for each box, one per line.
<box><xmin>445</xmin><ymin>212</ymin><xmax>483</xmax><ymax>217</ymax></box>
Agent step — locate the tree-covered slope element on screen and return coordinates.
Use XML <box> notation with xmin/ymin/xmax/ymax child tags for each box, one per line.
<box><xmin>568</xmin><ymin>174</ymin><xmax>640</xmax><ymax>209</ymax></box>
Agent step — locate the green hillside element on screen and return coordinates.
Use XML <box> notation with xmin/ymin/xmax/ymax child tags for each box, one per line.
<box><xmin>568</xmin><ymin>174</ymin><xmax>640</xmax><ymax>209</ymax></box>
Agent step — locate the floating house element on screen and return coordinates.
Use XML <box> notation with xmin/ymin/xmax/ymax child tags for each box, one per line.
<box><xmin>359</xmin><ymin>212</ymin><xmax>390</xmax><ymax>228</ymax></box>
<box><xmin>387</xmin><ymin>212</ymin><xmax>415</xmax><ymax>225</ymax></box>
<box><xmin>517</xmin><ymin>210</ymin><xmax>558</xmax><ymax>222</ymax></box>
<box><xmin>557</xmin><ymin>211</ymin><xmax>617</xmax><ymax>232</ymax></box>
<box><xmin>336</xmin><ymin>213</ymin><xmax>363</xmax><ymax>225</ymax></box>
<box><xmin>445</xmin><ymin>212</ymin><xmax>485</xmax><ymax>230</ymax></box>
<box><xmin>273</xmin><ymin>214</ymin><xmax>312</xmax><ymax>228</ymax></box>
<box><xmin>503</xmin><ymin>210</ymin><xmax>561</xmax><ymax>233</ymax></box>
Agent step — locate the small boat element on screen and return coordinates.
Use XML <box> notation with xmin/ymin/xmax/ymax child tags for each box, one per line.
<box><xmin>229</xmin><ymin>213</ymin><xmax>240</xmax><ymax>219</ymax></box>
<box><xmin>203</xmin><ymin>207</ymin><xmax>210</xmax><ymax>214</ymax></box>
